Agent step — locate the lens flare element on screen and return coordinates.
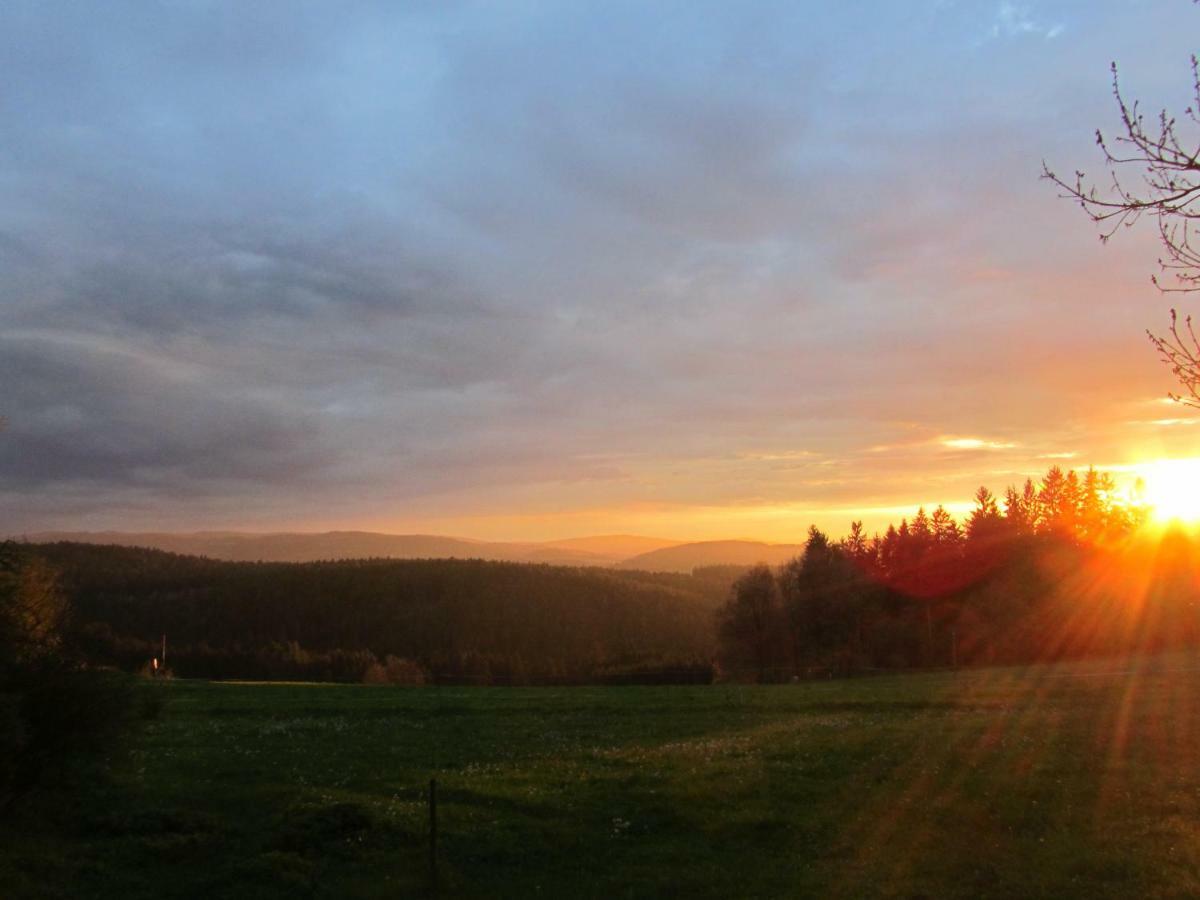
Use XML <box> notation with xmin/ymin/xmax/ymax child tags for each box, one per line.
<box><xmin>1137</xmin><ymin>458</ymin><xmax>1200</xmax><ymax>524</ymax></box>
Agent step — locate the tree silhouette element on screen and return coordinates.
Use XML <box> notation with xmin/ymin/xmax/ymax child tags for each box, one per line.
<box><xmin>0</xmin><ymin>543</ymin><xmax>66</xmax><ymax>670</ymax></box>
<box><xmin>707</xmin><ymin>464</ymin><xmax>1158</xmax><ymax>678</ymax></box>
<box><xmin>966</xmin><ymin>487</ymin><xmax>1004</xmax><ymax>542</ymax></box>
<box><xmin>717</xmin><ymin>565</ymin><xmax>783</xmax><ymax>682</ymax></box>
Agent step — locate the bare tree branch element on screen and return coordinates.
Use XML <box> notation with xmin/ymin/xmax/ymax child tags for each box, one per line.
<box><xmin>1044</xmin><ymin>48</ymin><xmax>1200</xmax><ymax>407</ymax></box>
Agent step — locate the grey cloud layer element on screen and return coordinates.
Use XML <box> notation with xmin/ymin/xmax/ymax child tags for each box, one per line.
<box><xmin>1</xmin><ymin>1</ymin><xmax>1192</xmax><ymax>529</ymax></box>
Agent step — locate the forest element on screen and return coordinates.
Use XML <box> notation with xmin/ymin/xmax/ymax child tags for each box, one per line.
<box><xmin>717</xmin><ymin>466</ymin><xmax>1200</xmax><ymax>679</ymax></box>
<box><xmin>7</xmin><ymin>465</ymin><xmax>1199</xmax><ymax>687</ymax></box>
<box><xmin>32</xmin><ymin>544</ymin><xmax>727</xmax><ymax>685</ymax></box>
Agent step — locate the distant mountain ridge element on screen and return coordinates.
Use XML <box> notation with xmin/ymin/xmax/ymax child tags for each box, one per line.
<box><xmin>20</xmin><ymin>531</ymin><xmax>622</xmax><ymax>567</ymax></box>
<box><xmin>17</xmin><ymin>530</ymin><xmax>803</xmax><ymax>573</ymax></box>
<box><xmin>538</xmin><ymin>534</ymin><xmax>680</xmax><ymax>558</ymax></box>
<box><xmin>620</xmin><ymin>540</ymin><xmax>805</xmax><ymax>573</ymax></box>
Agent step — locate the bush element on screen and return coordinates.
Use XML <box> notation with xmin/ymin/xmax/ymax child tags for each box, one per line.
<box><xmin>0</xmin><ymin>545</ymin><xmax>66</xmax><ymax>671</ymax></box>
<box><xmin>0</xmin><ymin>544</ymin><xmax>141</xmax><ymax>806</ymax></box>
<box><xmin>362</xmin><ymin>656</ymin><xmax>428</xmax><ymax>685</ymax></box>
<box><xmin>137</xmin><ymin>658</ymin><xmax>174</xmax><ymax>680</ymax></box>
<box><xmin>383</xmin><ymin>656</ymin><xmax>427</xmax><ymax>686</ymax></box>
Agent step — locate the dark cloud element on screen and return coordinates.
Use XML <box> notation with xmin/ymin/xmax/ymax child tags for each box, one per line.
<box><xmin>0</xmin><ymin>333</ymin><xmax>331</xmax><ymax>490</ymax></box>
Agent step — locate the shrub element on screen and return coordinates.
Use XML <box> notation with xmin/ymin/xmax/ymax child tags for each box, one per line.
<box><xmin>383</xmin><ymin>656</ymin><xmax>427</xmax><ymax>686</ymax></box>
<box><xmin>363</xmin><ymin>656</ymin><xmax>428</xmax><ymax>685</ymax></box>
<box><xmin>0</xmin><ymin>545</ymin><xmax>66</xmax><ymax>671</ymax></box>
<box><xmin>361</xmin><ymin>662</ymin><xmax>388</xmax><ymax>685</ymax></box>
<box><xmin>0</xmin><ymin>544</ymin><xmax>141</xmax><ymax>806</ymax></box>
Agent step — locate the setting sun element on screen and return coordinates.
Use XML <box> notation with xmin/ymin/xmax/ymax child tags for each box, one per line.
<box><xmin>1136</xmin><ymin>458</ymin><xmax>1200</xmax><ymax>523</ymax></box>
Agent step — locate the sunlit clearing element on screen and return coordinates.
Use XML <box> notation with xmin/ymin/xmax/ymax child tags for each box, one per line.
<box><xmin>1138</xmin><ymin>458</ymin><xmax>1200</xmax><ymax>524</ymax></box>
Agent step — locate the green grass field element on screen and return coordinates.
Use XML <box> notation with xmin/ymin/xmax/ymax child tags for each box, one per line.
<box><xmin>7</xmin><ymin>655</ymin><xmax>1200</xmax><ymax>898</ymax></box>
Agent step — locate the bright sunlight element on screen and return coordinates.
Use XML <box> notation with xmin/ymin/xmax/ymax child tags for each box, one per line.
<box><xmin>1136</xmin><ymin>458</ymin><xmax>1200</xmax><ymax>524</ymax></box>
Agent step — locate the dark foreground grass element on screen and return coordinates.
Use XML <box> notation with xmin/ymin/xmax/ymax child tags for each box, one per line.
<box><xmin>6</xmin><ymin>655</ymin><xmax>1200</xmax><ymax>898</ymax></box>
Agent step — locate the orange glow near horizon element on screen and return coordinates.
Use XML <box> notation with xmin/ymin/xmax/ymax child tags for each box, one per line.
<box><xmin>298</xmin><ymin>453</ymin><xmax>1200</xmax><ymax>545</ymax></box>
<box><xmin>397</xmin><ymin>457</ymin><xmax>1200</xmax><ymax>545</ymax></box>
<box><xmin>1135</xmin><ymin>458</ymin><xmax>1200</xmax><ymax>525</ymax></box>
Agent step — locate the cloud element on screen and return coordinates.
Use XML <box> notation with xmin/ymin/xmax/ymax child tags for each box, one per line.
<box><xmin>1144</xmin><ymin>418</ymin><xmax>1200</xmax><ymax>428</ymax></box>
<box><xmin>0</xmin><ymin>0</ymin><xmax>1194</xmax><ymax>536</ymax></box>
<box><xmin>939</xmin><ymin>437</ymin><xmax>1019</xmax><ymax>451</ymax></box>
<box><xmin>0</xmin><ymin>331</ymin><xmax>332</xmax><ymax>492</ymax></box>
<box><xmin>988</xmin><ymin>3</ymin><xmax>1065</xmax><ymax>41</ymax></box>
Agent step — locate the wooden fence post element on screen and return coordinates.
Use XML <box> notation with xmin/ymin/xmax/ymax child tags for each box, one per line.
<box><xmin>429</xmin><ymin>778</ymin><xmax>438</xmax><ymax>892</ymax></box>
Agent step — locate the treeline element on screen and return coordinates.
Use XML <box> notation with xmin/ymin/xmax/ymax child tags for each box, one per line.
<box><xmin>21</xmin><ymin>464</ymin><xmax>1198</xmax><ymax>688</ymax></box>
<box><xmin>717</xmin><ymin>466</ymin><xmax>1200</xmax><ymax>679</ymax></box>
<box><xmin>35</xmin><ymin>544</ymin><xmax>725</xmax><ymax>684</ymax></box>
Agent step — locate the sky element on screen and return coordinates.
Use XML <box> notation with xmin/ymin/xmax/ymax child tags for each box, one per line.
<box><xmin>3</xmin><ymin>0</ymin><xmax>1199</xmax><ymax>543</ymax></box>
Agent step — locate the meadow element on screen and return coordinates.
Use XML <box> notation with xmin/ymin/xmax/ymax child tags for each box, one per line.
<box><xmin>6</xmin><ymin>655</ymin><xmax>1200</xmax><ymax>898</ymax></box>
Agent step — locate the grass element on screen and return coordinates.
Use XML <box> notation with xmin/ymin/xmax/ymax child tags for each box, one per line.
<box><xmin>6</xmin><ymin>654</ymin><xmax>1200</xmax><ymax>898</ymax></box>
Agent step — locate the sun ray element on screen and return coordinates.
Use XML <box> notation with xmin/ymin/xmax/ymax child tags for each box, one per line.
<box><xmin>1135</xmin><ymin>458</ymin><xmax>1200</xmax><ymax>525</ymax></box>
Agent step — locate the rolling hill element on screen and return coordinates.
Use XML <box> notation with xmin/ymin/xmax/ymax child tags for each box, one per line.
<box><xmin>17</xmin><ymin>531</ymin><xmax>805</xmax><ymax>573</ymax></box>
<box><xmin>620</xmin><ymin>539</ymin><xmax>805</xmax><ymax>573</ymax></box>
<box><xmin>20</xmin><ymin>530</ymin><xmax>620</xmax><ymax>566</ymax></box>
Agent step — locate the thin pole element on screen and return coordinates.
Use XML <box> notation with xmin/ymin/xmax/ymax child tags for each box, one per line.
<box><xmin>429</xmin><ymin>778</ymin><xmax>438</xmax><ymax>891</ymax></box>
<box><xmin>161</xmin><ymin>633</ymin><xmax>167</xmax><ymax>666</ymax></box>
